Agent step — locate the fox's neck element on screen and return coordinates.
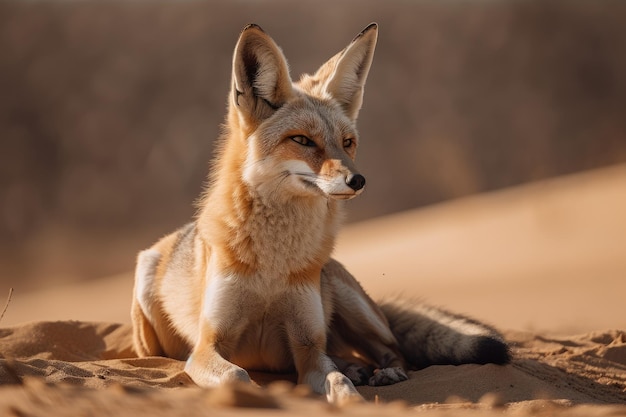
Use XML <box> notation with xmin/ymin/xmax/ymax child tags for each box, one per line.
<box><xmin>197</xmin><ymin>134</ymin><xmax>344</xmax><ymax>277</ymax></box>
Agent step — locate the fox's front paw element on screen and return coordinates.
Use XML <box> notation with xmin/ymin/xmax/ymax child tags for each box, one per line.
<box><xmin>220</xmin><ymin>365</ymin><xmax>252</xmax><ymax>385</ymax></box>
<box><xmin>325</xmin><ymin>371</ymin><xmax>364</xmax><ymax>405</ymax></box>
<box><xmin>184</xmin><ymin>355</ymin><xmax>251</xmax><ymax>388</ymax></box>
<box><xmin>368</xmin><ymin>367</ymin><xmax>408</xmax><ymax>386</ymax></box>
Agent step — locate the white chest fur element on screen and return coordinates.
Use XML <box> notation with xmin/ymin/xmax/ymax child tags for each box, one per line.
<box><xmin>239</xmin><ymin>193</ymin><xmax>337</xmax><ymax>276</ymax></box>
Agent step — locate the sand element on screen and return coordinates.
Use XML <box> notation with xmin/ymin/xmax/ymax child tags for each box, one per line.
<box><xmin>1</xmin><ymin>164</ymin><xmax>626</xmax><ymax>415</ymax></box>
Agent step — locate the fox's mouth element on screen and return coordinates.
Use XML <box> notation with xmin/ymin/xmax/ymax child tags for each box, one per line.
<box><xmin>329</xmin><ymin>193</ymin><xmax>359</xmax><ymax>200</ymax></box>
<box><xmin>301</xmin><ymin>178</ymin><xmax>360</xmax><ymax>200</ymax></box>
<box><xmin>295</xmin><ymin>174</ymin><xmax>361</xmax><ymax>200</ymax></box>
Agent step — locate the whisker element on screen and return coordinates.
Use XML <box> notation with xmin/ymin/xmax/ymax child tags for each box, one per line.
<box><xmin>291</xmin><ymin>171</ymin><xmax>317</xmax><ymax>178</ymax></box>
<box><xmin>268</xmin><ymin>171</ymin><xmax>291</xmax><ymax>199</ymax></box>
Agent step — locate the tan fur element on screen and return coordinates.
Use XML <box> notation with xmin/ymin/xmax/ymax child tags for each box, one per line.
<box><xmin>131</xmin><ymin>22</ymin><xmax>510</xmax><ymax>405</ymax></box>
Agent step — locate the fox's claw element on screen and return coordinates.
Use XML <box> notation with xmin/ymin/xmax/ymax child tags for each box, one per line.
<box><xmin>368</xmin><ymin>367</ymin><xmax>408</xmax><ymax>386</ymax></box>
<box><xmin>342</xmin><ymin>363</ymin><xmax>371</xmax><ymax>386</ymax></box>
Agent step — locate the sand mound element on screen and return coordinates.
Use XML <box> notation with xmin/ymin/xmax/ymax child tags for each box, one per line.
<box><xmin>1</xmin><ymin>321</ymin><xmax>625</xmax><ymax>416</ymax></box>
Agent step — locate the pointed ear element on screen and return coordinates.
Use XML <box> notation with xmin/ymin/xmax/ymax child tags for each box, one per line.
<box><xmin>318</xmin><ymin>23</ymin><xmax>378</xmax><ymax>121</ymax></box>
<box><xmin>231</xmin><ymin>24</ymin><xmax>293</xmax><ymax>125</ymax></box>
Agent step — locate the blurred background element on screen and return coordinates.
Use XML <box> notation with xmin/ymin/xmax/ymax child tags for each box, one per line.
<box><xmin>1</xmin><ymin>0</ymin><xmax>626</xmax><ymax>293</ymax></box>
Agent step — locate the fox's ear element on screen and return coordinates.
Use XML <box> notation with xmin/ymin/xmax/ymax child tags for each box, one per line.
<box><xmin>317</xmin><ymin>23</ymin><xmax>378</xmax><ymax>121</ymax></box>
<box><xmin>232</xmin><ymin>24</ymin><xmax>293</xmax><ymax>125</ymax></box>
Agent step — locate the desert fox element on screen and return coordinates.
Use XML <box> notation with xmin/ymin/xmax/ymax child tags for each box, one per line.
<box><xmin>131</xmin><ymin>23</ymin><xmax>510</xmax><ymax>404</ymax></box>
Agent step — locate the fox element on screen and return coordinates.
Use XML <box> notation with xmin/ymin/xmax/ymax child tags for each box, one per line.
<box><xmin>131</xmin><ymin>23</ymin><xmax>510</xmax><ymax>405</ymax></box>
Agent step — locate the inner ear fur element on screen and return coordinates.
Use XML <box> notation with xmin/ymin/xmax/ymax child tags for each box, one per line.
<box><xmin>232</xmin><ymin>24</ymin><xmax>293</xmax><ymax>124</ymax></box>
<box><xmin>317</xmin><ymin>23</ymin><xmax>378</xmax><ymax>121</ymax></box>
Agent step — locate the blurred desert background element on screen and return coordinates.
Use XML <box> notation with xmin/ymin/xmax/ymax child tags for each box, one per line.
<box><xmin>1</xmin><ymin>0</ymin><xmax>625</xmax><ymax>333</ymax></box>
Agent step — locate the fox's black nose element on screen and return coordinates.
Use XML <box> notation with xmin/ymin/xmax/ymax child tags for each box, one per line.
<box><xmin>346</xmin><ymin>174</ymin><xmax>366</xmax><ymax>191</ymax></box>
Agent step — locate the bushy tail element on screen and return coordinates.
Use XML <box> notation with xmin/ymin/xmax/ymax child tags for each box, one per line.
<box><xmin>379</xmin><ymin>298</ymin><xmax>511</xmax><ymax>369</ymax></box>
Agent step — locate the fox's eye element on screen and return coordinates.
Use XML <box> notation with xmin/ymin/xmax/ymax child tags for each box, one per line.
<box><xmin>290</xmin><ymin>135</ymin><xmax>316</xmax><ymax>147</ymax></box>
<box><xmin>343</xmin><ymin>138</ymin><xmax>355</xmax><ymax>148</ymax></box>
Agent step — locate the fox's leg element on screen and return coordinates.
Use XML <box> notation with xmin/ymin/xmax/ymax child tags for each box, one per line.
<box><xmin>183</xmin><ymin>277</ymin><xmax>252</xmax><ymax>387</ymax></box>
<box><xmin>285</xmin><ymin>284</ymin><xmax>362</xmax><ymax>405</ymax></box>
<box><xmin>329</xmin><ymin>315</ymin><xmax>409</xmax><ymax>386</ymax></box>
<box><xmin>323</xmin><ymin>259</ymin><xmax>409</xmax><ymax>387</ymax></box>
<box><xmin>184</xmin><ymin>323</ymin><xmax>251</xmax><ymax>386</ymax></box>
<box><xmin>132</xmin><ymin>249</ymin><xmax>165</xmax><ymax>356</ymax></box>
<box><xmin>131</xmin><ymin>296</ymin><xmax>164</xmax><ymax>356</ymax></box>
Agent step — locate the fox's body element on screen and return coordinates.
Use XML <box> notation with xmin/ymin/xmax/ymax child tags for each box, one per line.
<box><xmin>132</xmin><ymin>23</ymin><xmax>510</xmax><ymax>404</ymax></box>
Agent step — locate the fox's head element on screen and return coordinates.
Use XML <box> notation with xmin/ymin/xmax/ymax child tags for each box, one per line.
<box><xmin>225</xmin><ymin>23</ymin><xmax>378</xmax><ymax>202</ymax></box>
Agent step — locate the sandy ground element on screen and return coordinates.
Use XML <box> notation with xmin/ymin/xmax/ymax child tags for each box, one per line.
<box><xmin>1</xmin><ymin>164</ymin><xmax>625</xmax><ymax>415</ymax></box>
